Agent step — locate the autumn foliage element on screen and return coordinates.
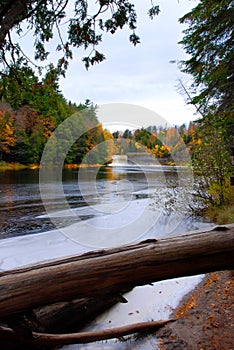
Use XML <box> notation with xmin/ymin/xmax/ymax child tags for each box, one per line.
<box><xmin>0</xmin><ymin>109</ymin><xmax>16</xmax><ymax>156</ymax></box>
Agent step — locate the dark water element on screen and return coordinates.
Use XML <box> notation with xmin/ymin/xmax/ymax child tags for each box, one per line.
<box><xmin>0</xmin><ymin>166</ymin><xmax>208</xmax><ymax>240</ymax></box>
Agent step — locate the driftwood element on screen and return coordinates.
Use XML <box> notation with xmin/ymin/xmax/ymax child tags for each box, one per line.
<box><xmin>0</xmin><ymin>224</ymin><xmax>233</xmax><ymax>347</ymax></box>
<box><xmin>35</xmin><ymin>295</ymin><xmax>129</xmax><ymax>333</ymax></box>
<box><xmin>0</xmin><ymin>319</ymin><xmax>174</xmax><ymax>347</ymax></box>
<box><xmin>2</xmin><ymin>295</ymin><xmax>130</xmax><ymax>335</ymax></box>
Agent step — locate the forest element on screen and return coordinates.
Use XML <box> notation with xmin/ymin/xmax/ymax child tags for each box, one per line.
<box><xmin>0</xmin><ymin>66</ymin><xmax>115</xmax><ymax>165</ymax></box>
<box><xmin>0</xmin><ymin>72</ymin><xmax>201</xmax><ymax>168</ymax></box>
<box><xmin>0</xmin><ymin>64</ymin><xmax>213</xmax><ymax>169</ymax></box>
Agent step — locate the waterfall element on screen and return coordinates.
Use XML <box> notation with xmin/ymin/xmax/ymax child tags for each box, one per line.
<box><xmin>110</xmin><ymin>155</ymin><xmax>128</xmax><ymax>166</ymax></box>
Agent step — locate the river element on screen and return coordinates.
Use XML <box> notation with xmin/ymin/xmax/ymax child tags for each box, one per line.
<box><xmin>0</xmin><ymin>165</ymin><xmax>212</xmax><ymax>349</ymax></box>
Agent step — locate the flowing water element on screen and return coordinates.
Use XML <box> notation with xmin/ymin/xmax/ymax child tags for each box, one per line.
<box><xmin>0</xmin><ymin>166</ymin><xmax>209</xmax><ymax>240</ymax></box>
<box><xmin>0</xmin><ymin>165</ymin><xmax>212</xmax><ymax>349</ymax></box>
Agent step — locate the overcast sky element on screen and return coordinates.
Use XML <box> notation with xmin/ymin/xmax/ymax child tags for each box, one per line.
<box><xmin>58</xmin><ymin>0</ymin><xmax>198</xmax><ymax>128</ymax></box>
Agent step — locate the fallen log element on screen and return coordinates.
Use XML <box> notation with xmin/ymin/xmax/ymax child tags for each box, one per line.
<box><xmin>2</xmin><ymin>294</ymin><xmax>131</xmax><ymax>336</ymax></box>
<box><xmin>0</xmin><ymin>319</ymin><xmax>174</xmax><ymax>347</ymax></box>
<box><xmin>35</xmin><ymin>294</ymin><xmax>131</xmax><ymax>333</ymax></box>
<box><xmin>0</xmin><ymin>225</ymin><xmax>233</xmax><ymax>319</ymax></box>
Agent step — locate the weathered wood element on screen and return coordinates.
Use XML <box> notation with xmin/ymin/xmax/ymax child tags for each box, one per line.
<box><xmin>35</xmin><ymin>294</ymin><xmax>130</xmax><ymax>333</ymax></box>
<box><xmin>0</xmin><ymin>319</ymin><xmax>174</xmax><ymax>347</ymax></box>
<box><xmin>1</xmin><ymin>295</ymin><xmax>130</xmax><ymax>336</ymax></box>
<box><xmin>0</xmin><ymin>225</ymin><xmax>233</xmax><ymax>319</ymax></box>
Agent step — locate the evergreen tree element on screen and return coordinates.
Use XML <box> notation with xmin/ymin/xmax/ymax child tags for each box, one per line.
<box><xmin>179</xmin><ymin>0</ymin><xmax>234</xmax><ymax>205</ymax></box>
<box><xmin>0</xmin><ymin>0</ymin><xmax>160</xmax><ymax>74</ymax></box>
<box><xmin>179</xmin><ymin>0</ymin><xmax>233</xmax><ymax>126</ymax></box>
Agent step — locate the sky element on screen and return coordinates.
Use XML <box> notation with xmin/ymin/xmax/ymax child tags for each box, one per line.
<box><xmin>58</xmin><ymin>0</ymin><xmax>198</xmax><ymax>128</ymax></box>
<box><xmin>11</xmin><ymin>0</ymin><xmax>198</xmax><ymax>129</ymax></box>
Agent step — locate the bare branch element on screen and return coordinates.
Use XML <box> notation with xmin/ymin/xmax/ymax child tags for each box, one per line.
<box><xmin>0</xmin><ymin>320</ymin><xmax>174</xmax><ymax>347</ymax></box>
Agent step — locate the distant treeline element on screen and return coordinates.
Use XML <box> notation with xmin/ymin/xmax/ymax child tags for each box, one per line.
<box><xmin>0</xmin><ymin>66</ymin><xmax>203</xmax><ymax>166</ymax></box>
<box><xmin>112</xmin><ymin>124</ymin><xmax>198</xmax><ymax>164</ymax></box>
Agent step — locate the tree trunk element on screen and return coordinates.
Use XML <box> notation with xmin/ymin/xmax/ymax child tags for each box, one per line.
<box><xmin>0</xmin><ymin>225</ymin><xmax>233</xmax><ymax>319</ymax></box>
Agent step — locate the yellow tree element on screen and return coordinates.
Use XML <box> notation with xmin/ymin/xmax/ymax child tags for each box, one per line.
<box><xmin>103</xmin><ymin>128</ymin><xmax>116</xmax><ymax>163</ymax></box>
<box><xmin>0</xmin><ymin>109</ymin><xmax>16</xmax><ymax>159</ymax></box>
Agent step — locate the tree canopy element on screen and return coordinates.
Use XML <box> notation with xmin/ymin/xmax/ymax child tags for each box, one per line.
<box><xmin>0</xmin><ymin>0</ymin><xmax>160</xmax><ymax>74</ymax></box>
<box><xmin>179</xmin><ymin>0</ymin><xmax>234</xmax><ymax>124</ymax></box>
<box><xmin>179</xmin><ymin>0</ymin><xmax>234</xmax><ymax>206</ymax></box>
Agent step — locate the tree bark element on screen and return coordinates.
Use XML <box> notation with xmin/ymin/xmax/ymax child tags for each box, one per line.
<box><xmin>35</xmin><ymin>295</ymin><xmax>131</xmax><ymax>333</ymax></box>
<box><xmin>0</xmin><ymin>225</ymin><xmax>233</xmax><ymax>319</ymax></box>
<box><xmin>0</xmin><ymin>0</ymin><xmax>28</xmax><ymax>48</ymax></box>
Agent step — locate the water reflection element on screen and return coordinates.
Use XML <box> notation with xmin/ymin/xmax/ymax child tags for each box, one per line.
<box><xmin>0</xmin><ymin>166</ymin><xmax>209</xmax><ymax>240</ymax></box>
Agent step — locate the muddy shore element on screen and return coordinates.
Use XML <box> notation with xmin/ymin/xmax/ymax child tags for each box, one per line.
<box><xmin>157</xmin><ymin>270</ymin><xmax>234</xmax><ymax>349</ymax></box>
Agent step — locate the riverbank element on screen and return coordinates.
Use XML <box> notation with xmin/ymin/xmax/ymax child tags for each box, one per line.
<box><xmin>0</xmin><ymin>161</ymin><xmax>105</xmax><ymax>171</ymax></box>
<box><xmin>0</xmin><ymin>161</ymin><xmax>39</xmax><ymax>171</ymax></box>
<box><xmin>156</xmin><ymin>199</ymin><xmax>234</xmax><ymax>349</ymax></box>
<box><xmin>205</xmin><ymin>187</ymin><xmax>234</xmax><ymax>224</ymax></box>
<box><xmin>157</xmin><ymin>270</ymin><xmax>234</xmax><ymax>349</ymax></box>
<box><xmin>0</xmin><ymin>160</ymin><xmax>187</xmax><ymax>171</ymax></box>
